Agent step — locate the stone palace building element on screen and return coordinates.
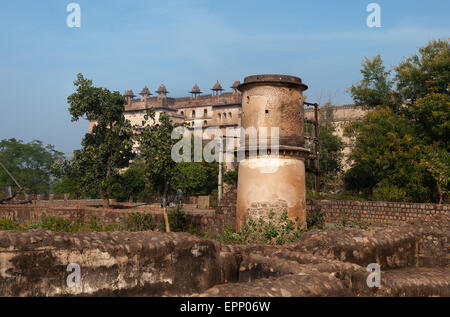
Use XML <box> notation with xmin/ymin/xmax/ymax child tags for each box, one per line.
<box><xmin>88</xmin><ymin>80</ymin><xmax>368</xmax><ymax>167</ymax></box>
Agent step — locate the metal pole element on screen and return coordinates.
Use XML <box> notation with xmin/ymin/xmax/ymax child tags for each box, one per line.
<box><xmin>304</xmin><ymin>102</ymin><xmax>320</xmax><ymax>192</ymax></box>
<box><xmin>218</xmin><ymin>149</ymin><xmax>223</xmax><ymax>204</ymax></box>
<box><xmin>313</xmin><ymin>103</ymin><xmax>320</xmax><ymax>192</ymax></box>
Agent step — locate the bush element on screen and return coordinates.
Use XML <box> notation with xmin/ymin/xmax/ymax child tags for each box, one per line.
<box><xmin>38</xmin><ymin>214</ymin><xmax>84</xmax><ymax>233</ymax></box>
<box><xmin>216</xmin><ymin>210</ymin><xmax>304</xmax><ymax>245</ymax></box>
<box><xmin>334</xmin><ymin>215</ymin><xmax>371</xmax><ymax>230</ymax></box>
<box><xmin>0</xmin><ymin>219</ymin><xmax>21</xmax><ymax>230</ymax></box>
<box><xmin>123</xmin><ymin>212</ymin><xmax>154</xmax><ymax>231</ymax></box>
<box><xmin>0</xmin><ymin>214</ymin><xmax>122</xmax><ymax>232</ymax></box>
<box><xmin>209</xmin><ymin>189</ymin><xmax>218</xmax><ymax>209</ymax></box>
<box><xmin>223</xmin><ymin>168</ymin><xmax>238</xmax><ymax>186</ymax></box>
<box><xmin>307</xmin><ymin>211</ymin><xmax>325</xmax><ymax>230</ymax></box>
<box><xmin>87</xmin><ymin>215</ymin><xmax>103</xmax><ymax>231</ymax></box>
<box><xmin>167</xmin><ymin>207</ymin><xmax>187</xmax><ymax>232</ymax></box>
<box><xmin>372</xmin><ymin>183</ymin><xmax>409</xmax><ymax>202</ymax></box>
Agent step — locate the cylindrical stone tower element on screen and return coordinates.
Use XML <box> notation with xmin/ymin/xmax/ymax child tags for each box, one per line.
<box><xmin>236</xmin><ymin>74</ymin><xmax>310</xmax><ymax>230</ymax></box>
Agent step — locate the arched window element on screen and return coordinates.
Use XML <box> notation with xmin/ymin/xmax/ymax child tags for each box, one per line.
<box><xmin>228</xmin><ymin>112</ymin><xmax>232</xmax><ymax>118</ymax></box>
<box><xmin>180</xmin><ymin>111</ymin><xmax>184</xmax><ymax>116</ymax></box>
<box><xmin>223</xmin><ymin>112</ymin><xmax>226</xmax><ymax>118</ymax></box>
<box><xmin>218</xmin><ymin>113</ymin><xmax>221</xmax><ymax>120</ymax></box>
<box><xmin>204</xmin><ymin>120</ymin><xmax>207</xmax><ymax>126</ymax></box>
<box><xmin>204</xmin><ymin>109</ymin><xmax>208</xmax><ymax>116</ymax></box>
<box><xmin>192</xmin><ymin>110</ymin><xmax>196</xmax><ymax>117</ymax></box>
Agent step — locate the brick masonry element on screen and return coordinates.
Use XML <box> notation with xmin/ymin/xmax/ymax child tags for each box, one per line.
<box><xmin>1</xmin><ymin>198</ymin><xmax>448</xmax><ymax>235</ymax></box>
<box><xmin>312</xmin><ymin>200</ymin><xmax>449</xmax><ymax>227</ymax></box>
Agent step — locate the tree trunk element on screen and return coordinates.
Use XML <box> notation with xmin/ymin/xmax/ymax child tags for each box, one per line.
<box><xmin>103</xmin><ymin>193</ymin><xmax>110</xmax><ymax>208</ymax></box>
<box><xmin>163</xmin><ymin>182</ymin><xmax>171</xmax><ymax>232</ymax></box>
<box><xmin>129</xmin><ymin>194</ymin><xmax>134</xmax><ymax>203</ymax></box>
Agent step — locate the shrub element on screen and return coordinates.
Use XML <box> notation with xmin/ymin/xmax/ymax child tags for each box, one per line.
<box><xmin>223</xmin><ymin>168</ymin><xmax>238</xmax><ymax>186</ymax></box>
<box><xmin>123</xmin><ymin>212</ymin><xmax>154</xmax><ymax>231</ymax></box>
<box><xmin>307</xmin><ymin>211</ymin><xmax>325</xmax><ymax>230</ymax></box>
<box><xmin>167</xmin><ymin>207</ymin><xmax>187</xmax><ymax>232</ymax></box>
<box><xmin>209</xmin><ymin>189</ymin><xmax>218</xmax><ymax>209</ymax></box>
<box><xmin>87</xmin><ymin>215</ymin><xmax>103</xmax><ymax>231</ymax></box>
<box><xmin>38</xmin><ymin>214</ymin><xmax>84</xmax><ymax>233</ymax></box>
<box><xmin>216</xmin><ymin>210</ymin><xmax>304</xmax><ymax>245</ymax></box>
<box><xmin>334</xmin><ymin>215</ymin><xmax>371</xmax><ymax>230</ymax></box>
<box><xmin>0</xmin><ymin>218</ymin><xmax>21</xmax><ymax>230</ymax></box>
<box><xmin>372</xmin><ymin>183</ymin><xmax>409</xmax><ymax>202</ymax></box>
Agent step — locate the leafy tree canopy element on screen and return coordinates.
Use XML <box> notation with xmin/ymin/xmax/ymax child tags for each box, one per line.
<box><xmin>0</xmin><ymin>138</ymin><xmax>64</xmax><ymax>194</ymax></box>
<box><xmin>345</xmin><ymin>39</ymin><xmax>449</xmax><ymax>203</ymax></box>
<box><xmin>67</xmin><ymin>73</ymin><xmax>135</xmax><ymax>207</ymax></box>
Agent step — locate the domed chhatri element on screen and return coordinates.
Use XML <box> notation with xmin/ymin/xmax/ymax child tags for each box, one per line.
<box><xmin>123</xmin><ymin>89</ymin><xmax>135</xmax><ymax>97</ymax></box>
<box><xmin>139</xmin><ymin>86</ymin><xmax>151</xmax><ymax>102</ymax></box>
<box><xmin>156</xmin><ymin>84</ymin><xmax>169</xmax><ymax>100</ymax></box>
<box><xmin>156</xmin><ymin>84</ymin><xmax>168</xmax><ymax>94</ymax></box>
<box><xmin>211</xmin><ymin>80</ymin><xmax>224</xmax><ymax>91</ymax></box>
<box><xmin>231</xmin><ymin>80</ymin><xmax>241</xmax><ymax>95</ymax></box>
<box><xmin>230</xmin><ymin>80</ymin><xmax>240</xmax><ymax>89</ymax></box>
<box><xmin>139</xmin><ymin>86</ymin><xmax>151</xmax><ymax>96</ymax></box>
<box><xmin>190</xmin><ymin>83</ymin><xmax>202</xmax><ymax>93</ymax></box>
<box><xmin>123</xmin><ymin>89</ymin><xmax>135</xmax><ymax>104</ymax></box>
<box><xmin>190</xmin><ymin>83</ymin><xmax>202</xmax><ymax>99</ymax></box>
<box><xmin>211</xmin><ymin>80</ymin><xmax>223</xmax><ymax>96</ymax></box>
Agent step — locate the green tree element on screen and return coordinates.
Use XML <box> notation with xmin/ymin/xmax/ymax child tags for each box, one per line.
<box><xmin>0</xmin><ymin>138</ymin><xmax>64</xmax><ymax>195</ymax></box>
<box><xmin>349</xmin><ymin>55</ymin><xmax>401</xmax><ymax>111</ymax></box>
<box><xmin>223</xmin><ymin>166</ymin><xmax>238</xmax><ymax>186</ymax></box>
<box><xmin>344</xmin><ymin>107</ymin><xmax>435</xmax><ymax>202</ymax></box>
<box><xmin>67</xmin><ymin>73</ymin><xmax>135</xmax><ymax>207</ymax></box>
<box><xmin>345</xmin><ymin>39</ymin><xmax>449</xmax><ymax>202</ymax></box>
<box><xmin>51</xmin><ymin>158</ymin><xmax>82</xmax><ymax>198</ymax></box>
<box><xmin>139</xmin><ymin>109</ymin><xmax>185</xmax><ymax>232</ymax></box>
<box><xmin>170</xmin><ymin>135</ymin><xmax>219</xmax><ymax>196</ymax></box>
<box><xmin>422</xmin><ymin>146</ymin><xmax>450</xmax><ymax>204</ymax></box>
<box><xmin>395</xmin><ymin>39</ymin><xmax>449</xmax><ymax>102</ymax></box>
<box><xmin>172</xmin><ymin>162</ymin><xmax>208</xmax><ymax>195</ymax></box>
<box><xmin>115</xmin><ymin>165</ymin><xmax>146</xmax><ymax>202</ymax></box>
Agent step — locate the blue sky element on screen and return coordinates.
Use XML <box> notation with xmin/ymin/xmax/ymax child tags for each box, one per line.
<box><xmin>0</xmin><ymin>0</ymin><xmax>449</xmax><ymax>155</ymax></box>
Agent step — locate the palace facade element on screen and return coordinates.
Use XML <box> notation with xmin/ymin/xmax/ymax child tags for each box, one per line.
<box><xmin>88</xmin><ymin>80</ymin><xmax>368</xmax><ymax>170</ymax></box>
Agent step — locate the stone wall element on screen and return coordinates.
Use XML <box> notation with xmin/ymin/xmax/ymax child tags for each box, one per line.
<box><xmin>0</xmin><ymin>230</ymin><xmax>239</xmax><ymax>296</ymax></box>
<box><xmin>0</xmin><ymin>204</ymin><xmax>229</xmax><ymax>236</ymax></box>
<box><xmin>313</xmin><ymin>200</ymin><xmax>449</xmax><ymax>227</ymax></box>
<box><xmin>0</xmin><ymin>205</ymin><xmax>138</xmax><ymax>226</ymax></box>
<box><xmin>1</xmin><ymin>216</ymin><xmax>447</xmax><ymax>297</ymax></box>
<box><xmin>1</xmin><ymin>198</ymin><xmax>448</xmax><ymax>236</ymax></box>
